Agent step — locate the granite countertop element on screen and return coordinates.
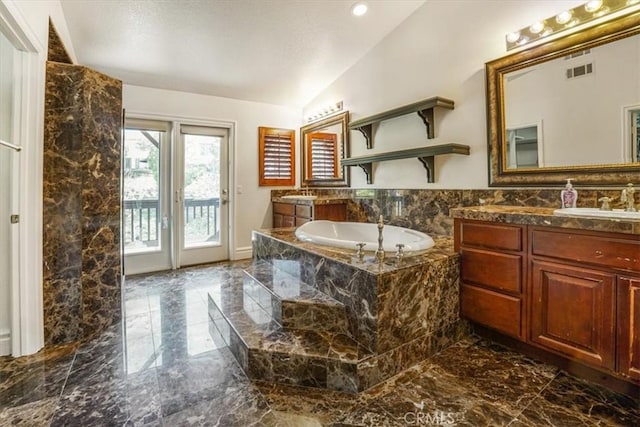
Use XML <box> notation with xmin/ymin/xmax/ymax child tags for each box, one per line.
<box><xmin>450</xmin><ymin>205</ymin><xmax>640</xmax><ymax>235</ymax></box>
<box><xmin>271</xmin><ymin>196</ymin><xmax>350</xmax><ymax>205</ymax></box>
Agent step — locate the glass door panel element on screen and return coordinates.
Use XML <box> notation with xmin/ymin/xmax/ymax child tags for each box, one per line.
<box><xmin>183</xmin><ymin>134</ymin><xmax>221</xmax><ymax>248</ymax></box>
<box><xmin>123</xmin><ymin>129</ymin><xmax>161</xmax><ymax>253</ymax></box>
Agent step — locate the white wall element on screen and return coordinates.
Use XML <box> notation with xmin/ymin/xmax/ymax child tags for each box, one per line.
<box><xmin>304</xmin><ymin>0</ymin><xmax>584</xmax><ymax>188</ymax></box>
<box><xmin>123</xmin><ymin>85</ymin><xmax>301</xmax><ymax>257</ymax></box>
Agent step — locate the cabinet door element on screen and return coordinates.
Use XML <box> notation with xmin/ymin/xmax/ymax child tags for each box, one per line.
<box><xmin>530</xmin><ymin>260</ymin><xmax>615</xmax><ymax>369</ymax></box>
<box><xmin>618</xmin><ymin>276</ymin><xmax>640</xmax><ymax>381</ymax></box>
<box><xmin>273</xmin><ymin>213</ymin><xmax>284</xmax><ymax>228</ymax></box>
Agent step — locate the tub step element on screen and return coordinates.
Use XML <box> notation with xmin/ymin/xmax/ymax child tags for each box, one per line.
<box><xmin>243</xmin><ymin>260</ymin><xmax>351</xmax><ymax>336</ymax></box>
<box><xmin>207</xmin><ymin>278</ymin><xmax>370</xmax><ymax>393</ymax></box>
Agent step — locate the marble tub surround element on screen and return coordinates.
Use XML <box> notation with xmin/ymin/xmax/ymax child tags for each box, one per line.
<box><xmin>2</xmin><ymin>262</ymin><xmax>638</xmax><ymax>426</ymax></box>
<box><xmin>244</xmin><ymin>228</ymin><xmax>466</xmax><ymax>391</ymax></box>
<box><xmin>451</xmin><ymin>205</ymin><xmax>640</xmax><ymax>235</ymax></box>
<box><xmin>43</xmin><ymin>59</ymin><xmax>122</xmax><ymax>346</ymax></box>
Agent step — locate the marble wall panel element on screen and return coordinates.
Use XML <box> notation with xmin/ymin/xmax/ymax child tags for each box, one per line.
<box><xmin>47</xmin><ymin>21</ymin><xmax>72</xmax><ymax>64</ymax></box>
<box><xmin>43</xmin><ymin>61</ymin><xmax>122</xmax><ymax>346</ymax></box>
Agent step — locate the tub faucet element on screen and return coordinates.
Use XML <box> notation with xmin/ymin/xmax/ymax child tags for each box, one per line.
<box><xmin>375</xmin><ymin>215</ymin><xmax>385</xmax><ymax>262</ymax></box>
<box><xmin>395</xmin><ymin>243</ymin><xmax>405</xmax><ymax>262</ymax></box>
<box><xmin>621</xmin><ymin>183</ymin><xmax>637</xmax><ymax>212</ymax></box>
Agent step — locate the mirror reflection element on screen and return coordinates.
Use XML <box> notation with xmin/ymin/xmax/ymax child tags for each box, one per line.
<box><xmin>503</xmin><ymin>33</ymin><xmax>640</xmax><ymax>170</ymax></box>
<box><xmin>300</xmin><ymin>111</ymin><xmax>349</xmax><ymax>187</ymax></box>
<box><xmin>486</xmin><ymin>11</ymin><xmax>640</xmax><ymax>185</ymax></box>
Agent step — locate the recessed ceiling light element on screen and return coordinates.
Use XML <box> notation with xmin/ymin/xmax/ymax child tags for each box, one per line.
<box><xmin>351</xmin><ymin>2</ymin><xmax>368</xmax><ymax>17</ymax></box>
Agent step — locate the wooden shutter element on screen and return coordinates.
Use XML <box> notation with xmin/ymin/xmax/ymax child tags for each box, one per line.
<box><xmin>259</xmin><ymin>127</ymin><xmax>295</xmax><ymax>186</ymax></box>
<box><xmin>306</xmin><ymin>132</ymin><xmax>338</xmax><ymax>179</ymax></box>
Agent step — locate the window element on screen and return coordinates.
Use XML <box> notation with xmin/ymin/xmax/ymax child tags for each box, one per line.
<box><xmin>258</xmin><ymin>127</ymin><xmax>295</xmax><ymax>186</ymax></box>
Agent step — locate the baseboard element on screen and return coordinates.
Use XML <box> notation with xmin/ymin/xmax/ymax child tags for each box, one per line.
<box><xmin>0</xmin><ymin>331</ymin><xmax>10</xmax><ymax>356</ymax></box>
<box><xmin>233</xmin><ymin>246</ymin><xmax>253</xmax><ymax>260</ymax></box>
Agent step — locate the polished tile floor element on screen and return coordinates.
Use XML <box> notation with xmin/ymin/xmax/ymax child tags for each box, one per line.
<box><xmin>1</xmin><ymin>261</ymin><xmax>639</xmax><ymax>426</ymax></box>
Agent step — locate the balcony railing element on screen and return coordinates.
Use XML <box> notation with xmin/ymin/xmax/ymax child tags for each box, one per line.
<box><xmin>123</xmin><ymin>198</ymin><xmax>220</xmax><ymax>247</ymax></box>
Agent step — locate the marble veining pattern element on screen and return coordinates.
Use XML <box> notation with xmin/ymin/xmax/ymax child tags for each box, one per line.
<box><xmin>43</xmin><ymin>59</ymin><xmax>122</xmax><ymax>345</ymax></box>
<box><xmin>1</xmin><ymin>262</ymin><xmax>637</xmax><ymax>426</ymax></box>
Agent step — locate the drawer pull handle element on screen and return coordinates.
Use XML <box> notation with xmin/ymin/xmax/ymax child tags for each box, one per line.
<box><xmin>595</xmin><ymin>250</ymin><xmax>603</xmax><ymax>256</ymax></box>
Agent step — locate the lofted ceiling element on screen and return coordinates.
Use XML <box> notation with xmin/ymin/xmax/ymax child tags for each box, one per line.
<box><xmin>60</xmin><ymin>0</ymin><xmax>426</xmax><ymax>107</ymax></box>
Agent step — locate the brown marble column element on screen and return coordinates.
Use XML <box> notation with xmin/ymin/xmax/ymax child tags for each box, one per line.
<box><xmin>43</xmin><ymin>61</ymin><xmax>122</xmax><ymax>346</ymax></box>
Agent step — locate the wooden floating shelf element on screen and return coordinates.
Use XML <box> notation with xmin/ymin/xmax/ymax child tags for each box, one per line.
<box><xmin>348</xmin><ymin>96</ymin><xmax>455</xmax><ymax>149</ymax></box>
<box><xmin>341</xmin><ymin>143</ymin><xmax>470</xmax><ymax>184</ymax></box>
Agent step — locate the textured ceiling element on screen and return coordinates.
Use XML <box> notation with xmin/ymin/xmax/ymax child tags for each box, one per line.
<box><xmin>60</xmin><ymin>0</ymin><xmax>426</xmax><ymax>107</ymax></box>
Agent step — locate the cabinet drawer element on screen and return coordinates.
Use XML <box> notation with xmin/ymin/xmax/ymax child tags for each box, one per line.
<box><xmin>461</xmin><ymin>284</ymin><xmax>522</xmax><ymax>339</ymax></box>
<box><xmin>295</xmin><ymin>217</ymin><xmax>310</xmax><ymax>226</ymax></box>
<box><xmin>273</xmin><ymin>202</ymin><xmax>295</xmax><ymax>216</ymax></box>
<box><xmin>460</xmin><ymin>222</ymin><xmax>523</xmax><ymax>251</ymax></box>
<box><xmin>295</xmin><ymin>204</ymin><xmax>312</xmax><ymax>219</ymax></box>
<box><xmin>531</xmin><ymin>229</ymin><xmax>640</xmax><ymax>272</ymax></box>
<box><xmin>461</xmin><ymin>249</ymin><xmax>522</xmax><ymax>294</ymax></box>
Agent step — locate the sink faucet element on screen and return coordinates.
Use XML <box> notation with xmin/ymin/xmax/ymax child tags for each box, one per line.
<box><xmin>598</xmin><ymin>197</ymin><xmax>613</xmax><ymax>211</ymax></box>
<box><xmin>621</xmin><ymin>183</ymin><xmax>637</xmax><ymax>212</ymax></box>
<box><xmin>375</xmin><ymin>215</ymin><xmax>385</xmax><ymax>262</ymax></box>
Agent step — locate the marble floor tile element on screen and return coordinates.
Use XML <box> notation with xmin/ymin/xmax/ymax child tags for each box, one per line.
<box><xmin>513</xmin><ymin>371</ymin><xmax>640</xmax><ymax>427</ymax></box>
<box><xmin>1</xmin><ymin>261</ymin><xmax>638</xmax><ymax>426</ymax></box>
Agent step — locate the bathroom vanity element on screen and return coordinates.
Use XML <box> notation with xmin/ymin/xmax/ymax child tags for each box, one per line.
<box><xmin>452</xmin><ymin>206</ymin><xmax>640</xmax><ymax>389</ymax></box>
<box><xmin>271</xmin><ymin>196</ymin><xmax>347</xmax><ymax>227</ymax></box>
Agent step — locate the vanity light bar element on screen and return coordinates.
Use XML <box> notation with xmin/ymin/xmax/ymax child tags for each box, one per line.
<box><xmin>305</xmin><ymin>101</ymin><xmax>344</xmax><ymax>123</ymax></box>
<box><xmin>506</xmin><ymin>0</ymin><xmax>640</xmax><ymax>51</ymax></box>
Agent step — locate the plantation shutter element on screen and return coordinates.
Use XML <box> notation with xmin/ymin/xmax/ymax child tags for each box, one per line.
<box><xmin>307</xmin><ymin>132</ymin><xmax>338</xmax><ymax>179</ymax></box>
<box><xmin>259</xmin><ymin>127</ymin><xmax>295</xmax><ymax>186</ymax></box>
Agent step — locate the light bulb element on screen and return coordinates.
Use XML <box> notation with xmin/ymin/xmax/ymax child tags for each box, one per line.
<box><xmin>506</xmin><ymin>31</ymin><xmax>521</xmax><ymax>43</ymax></box>
<box><xmin>585</xmin><ymin>0</ymin><xmax>603</xmax><ymax>13</ymax></box>
<box><xmin>555</xmin><ymin>11</ymin><xmax>572</xmax><ymax>24</ymax></box>
<box><xmin>351</xmin><ymin>2</ymin><xmax>368</xmax><ymax>17</ymax></box>
<box><xmin>529</xmin><ymin>21</ymin><xmax>545</xmax><ymax>34</ymax></box>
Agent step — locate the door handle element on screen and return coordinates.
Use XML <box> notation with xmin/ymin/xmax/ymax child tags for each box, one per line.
<box><xmin>221</xmin><ymin>189</ymin><xmax>228</xmax><ymax>205</ymax></box>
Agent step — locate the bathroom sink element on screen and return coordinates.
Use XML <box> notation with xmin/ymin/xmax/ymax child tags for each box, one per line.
<box><xmin>281</xmin><ymin>195</ymin><xmax>318</xmax><ymax>200</ymax></box>
<box><xmin>553</xmin><ymin>208</ymin><xmax>640</xmax><ymax>220</ymax></box>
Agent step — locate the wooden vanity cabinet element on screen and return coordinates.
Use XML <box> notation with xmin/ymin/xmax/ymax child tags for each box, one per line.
<box><xmin>456</xmin><ymin>218</ymin><xmax>640</xmax><ymax>386</ymax></box>
<box><xmin>454</xmin><ymin>220</ymin><xmax>527</xmax><ymax>340</ymax></box>
<box><xmin>272</xmin><ymin>201</ymin><xmax>346</xmax><ymax>228</ymax></box>
<box><xmin>618</xmin><ymin>276</ymin><xmax>640</xmax><ymax>381</ymax></box>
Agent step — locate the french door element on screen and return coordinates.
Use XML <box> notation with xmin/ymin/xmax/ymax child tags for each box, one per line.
<box><xmin>123</xmin><ymin>119</ymin><xmax>229</xmax><ymax>275</ymax></box>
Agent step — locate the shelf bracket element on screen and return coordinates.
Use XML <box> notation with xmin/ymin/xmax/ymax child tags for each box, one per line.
<box><xmin>354</xmin><ymin>124</ymin><xmax>373</xmax><ymax>149</ymax></box>
<box><xmin>417</xmin><ymin>156</ymin><xmax>435</xmax><ymax>183</ymax></box>
<box><xmin>356</xmin><ymin>163</ymin><xmax>373</xmax><ymax>184</ymax></box>
<box><xmin>416</xmin><ymin>109</ymin><xmax>435</xmax><ymax>139</ymax></box>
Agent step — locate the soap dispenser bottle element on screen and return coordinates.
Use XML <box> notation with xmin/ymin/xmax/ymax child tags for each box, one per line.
<box><xmin>561</xmin><ymin>179</ymin><xmax>578</xmax><ymax>208</ymax></box>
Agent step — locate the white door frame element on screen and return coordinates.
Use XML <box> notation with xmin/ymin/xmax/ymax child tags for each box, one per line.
<box><xmin>1</xmin><ymin>0</ymin><xmax>45</xmax><ymax>356</ymax></box>
<box><xmin>124</xmin><ymin>111</ymin><xmax>237</xmax><ymax>271</ymax></box>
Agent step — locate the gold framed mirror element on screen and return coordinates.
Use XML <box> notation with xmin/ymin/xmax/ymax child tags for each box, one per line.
<box><xmin>300</xmin><ymin>111</ymin><xmax>350</xmax><ymax>187</ymax></box>
<box><xmin>486</xmin><ymin>11</ymin><xmax>640</xmax><ymax>186</ymax></box>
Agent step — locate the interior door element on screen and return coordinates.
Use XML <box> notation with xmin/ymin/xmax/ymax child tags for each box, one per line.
<box><xmin>176</xmin><ymin>124</ymin><xmax>229</xmax><ymax>266</ymax></box>
<box><xmin>122</xmin><ymin>119</ymin><xmax>172</xmax><ymax>275</ymax></box>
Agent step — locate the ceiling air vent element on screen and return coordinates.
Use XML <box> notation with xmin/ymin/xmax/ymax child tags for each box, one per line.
<box><xmin>564</xmin><ymin>49</ymin><xmax>591</xmax><ymax>60</ymax></box>
<box><xmin>566</xmin><ymin>63</ymin><xmax>593</xmax><ymax>79</ymax></box>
